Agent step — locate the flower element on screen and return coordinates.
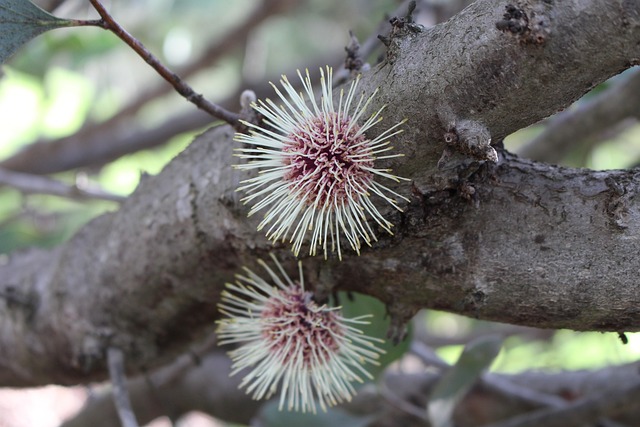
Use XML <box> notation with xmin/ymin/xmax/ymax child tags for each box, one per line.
<box><xmin>235</xmin><ymin>66</ymin><xmax>408</xmax><ymax>260</ymax></box>
<box><xmin>216</xmin><ymin>254</ymin><xmax>385</xmax><ymax>413</ymax></box>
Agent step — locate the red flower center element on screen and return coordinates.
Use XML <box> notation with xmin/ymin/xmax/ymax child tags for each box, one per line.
<box><xmin>261</xmin><ymin>285</ymin><xmax>343</xmax><ymax>368</ymax></box>
<box><xmin>283</xmin><ymin>113</ymin><xmax>374</xmax><ymax>207</ymax></box>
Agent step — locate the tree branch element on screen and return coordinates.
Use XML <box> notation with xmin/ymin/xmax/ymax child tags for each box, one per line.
<box><xmin>0</xmin><ymin>0</ymin><xmax>639</xmax><ymax>387</ymax></box>
<box><xmin>102</xmin><ymin>0</ymin><xmax>295</xmax><ymax>128</ymax></box>
<box><xmin>61</xmin><ymin>347</ymin><xmax>262</xmax><ymax>427</ymax></box>
<box><xmin>518</xmin><ymin>68</ymin><xmax>640</xmax><ymax>163</ymax></box>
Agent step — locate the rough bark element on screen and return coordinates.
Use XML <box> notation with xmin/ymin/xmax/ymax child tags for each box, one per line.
<box><xmin>1</xmin><ymin>0</ymin><xmax>640</xmax><ymax>387</ymax></box>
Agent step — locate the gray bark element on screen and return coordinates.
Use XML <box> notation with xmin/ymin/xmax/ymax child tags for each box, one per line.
<box><xmin>1</xmin><ymin>0</ymin><xmax>640</xmax><ymax>387</ymax></box>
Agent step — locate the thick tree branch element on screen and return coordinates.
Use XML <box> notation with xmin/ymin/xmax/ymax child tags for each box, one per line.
<box><xmin>0</xmin><ymin>0</ymin><xmax>639</xmax><ymax>387</ymax></box>
<box><xmin>518</xmin><ymin>68</ymin><xmax>640</xmax><ymax>163</ymax></box>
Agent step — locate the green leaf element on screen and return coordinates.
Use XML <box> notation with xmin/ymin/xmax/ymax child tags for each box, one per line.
<box><xmin>0</xmin><ymin>0</ymin><xmax>73</xmax><ymax>64</ymax></box>
<box><xmin>427</xmin><ymin>335</ymin><xmax>503</xmax><ymax>427</ymax></box>
<box><xmin>337</xmin><ymin>292</ymin><xmax>412</xmax><ymax>378</ymax></box>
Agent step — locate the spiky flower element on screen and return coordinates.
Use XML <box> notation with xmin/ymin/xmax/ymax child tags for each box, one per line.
<box><xmin>235</xmin><ymin>67</ymin><xmax>408</xmax><ymax>260</ymax></box>
<box><xmin>216</xmin><ymin>254</ymin><xmax>385</xmax><ymax>413</ymax></box>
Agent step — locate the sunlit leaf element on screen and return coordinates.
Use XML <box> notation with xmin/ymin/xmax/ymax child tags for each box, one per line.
<box><xmin>427</xmin><ymin>335</ymin><xmax>503</xmax><ymax>427</ymax></box>
<box><xmin>0</xmin><ymin>0</ymin><xmax>73</xmax><ymax>64</ymax></box>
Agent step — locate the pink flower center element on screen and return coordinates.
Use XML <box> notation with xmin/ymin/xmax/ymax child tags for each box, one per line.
<box><xmin>261</xmin><ymin>285</ymin><xmax>343</xmax><ymax>368</ymax></box>
<box><xmin>283</xmin><ymin>113</ymin><xmax>374</xmax><ymax>207</ymax></box>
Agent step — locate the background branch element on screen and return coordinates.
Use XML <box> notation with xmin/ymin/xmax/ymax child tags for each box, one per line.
<box><xmin>0</xmin><ymin>58</ymin><xmax>333</xmax><ymax>174</ymax></box>
<box><xmin>0</xmin><ymin>167</ymin><xmax>125</xmax><ymax>202</ymax></box>
<box><xmin>484</xmin><ymin>379</ymin><xmax>640</xmax><ymax>427</ymax></box>
<box><xmin>60</xmin><ymin>340</ymin><xmax>640</xmax><ymax>427</ymax></box>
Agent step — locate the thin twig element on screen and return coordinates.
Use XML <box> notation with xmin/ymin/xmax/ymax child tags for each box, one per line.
<box><xmin>482</xmin><ymin>374</ymin><xmax>567</xmax><ymax>409</ymax></box>
<box><xmin>378</xmin><ymin>377</ymin><xmax>431</xmax><ymax>422</ymax></box>
<box><xmin>483</xmin><ymin>379</ymin><xmax>640</xmax><ymax>427</ymax></box>
<box><xmin>105</xmin><ymin>0</ymin><xmax>291</xmax><ymax>126</ymax></box>
<box><xmin>0</xmin><ymin>167</ymin><xmax>125</xmax><ymax>202</ymax></box>
<box><xmin>409</xmin><ymin>340</ymin><xmax>450</xmax><ymax>369</ymax></box>
<box><xmin>86</xmin><ymin>0</ymin><xmax>241</xmax><ymax>128</ymax></box>
<box><xmin>107</xmin><ymin>347</ymin><xmax>139</xmax><ymax>427</ymax></box>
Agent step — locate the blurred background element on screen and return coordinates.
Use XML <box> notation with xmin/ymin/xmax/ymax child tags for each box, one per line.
<box><xmin>1</xmin><ymin>0</ymin><xmax>639</xmax><ymax>426</ymax></box>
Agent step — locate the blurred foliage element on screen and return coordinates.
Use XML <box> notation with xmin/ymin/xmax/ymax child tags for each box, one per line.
<box><xmin>0</xmin><ymin>0</ymin><xmax>399</xmax><ymax>254</ymax></box>
<box><xmin>425</xmin><ymin>311</ymin><xmax>640</xmax><ymax>373</ymax></box>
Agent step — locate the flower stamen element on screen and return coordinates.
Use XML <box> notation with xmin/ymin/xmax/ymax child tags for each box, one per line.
<box><xmin>235</xmin><ymin>67</ymin><xmax>409</xmax><ymax>260</ymax></box>
<box><xmin>216</xmin><ymin>255</ymin><xmax>385</xmax><ymax>413</ymax></box>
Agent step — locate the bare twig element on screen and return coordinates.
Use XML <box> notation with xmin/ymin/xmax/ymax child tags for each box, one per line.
<box><xmin>409</xmin><ymin>340</ymin><xmax>449</xmax><ymax>369</ymax></box>
<box><xmin>108</xmin><ymin>347</ymin><xmax>139</xmax><ymax>427</ymax></box>
<box><xmin>378</xmin><ymin>377</ymin><xmax>431</xmax><ymax>422</ymax></box>
<box><xmin>86</xmin><ymin>0</ymin><xmax>241</xmax><ymax>128</ymax></box>
<box><xmin>482</xmin><ymin>374</ymin><xmax>567</xmax><ymax>410</ymax></box>
<box><xmin>103</xmin><ymin>0</ymin><xmax>292</xmax><ymax>129</ymax></box>
<box><xmin>344</xmin><ymin>31</ymin><xmax>365</xmax><ymax>74</ymax></box>
<box><xmin>0</xmin><ymin>167</ymin><xmax>125</xmax><ymax>202</ymax></box>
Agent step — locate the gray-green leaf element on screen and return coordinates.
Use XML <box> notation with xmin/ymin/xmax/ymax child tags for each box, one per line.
<box><xmin>427</xmin><ymin>335</ymin><xmax>504</xmax><ymax>427</ymax></box>
<box><xmin>0</xmin><ymin>0</ymin><xmax>73</xmax><ymax>64</ymax></box>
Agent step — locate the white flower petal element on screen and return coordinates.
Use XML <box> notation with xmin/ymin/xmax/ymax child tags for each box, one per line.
<box><xmin>216</xmin><ymin>255</ymin><xmax>385</xmax><ymax>413</ymax></box>
<box><xmin>235</xmin><ymin>66</ymin><xmax>408</xmax><ymax>259</ymax></box>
